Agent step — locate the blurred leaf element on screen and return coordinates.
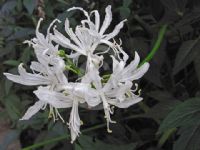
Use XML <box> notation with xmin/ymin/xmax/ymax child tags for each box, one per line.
<box><xmin>173</xmin><ymin>122</ymin><xmax>200</xmax><ymax>150</ymax></box>
<box><xmin>3</xmin><ymin>60</ymin><xmax>20</xmax><ymax>67</ymax></box>
<box><xmin>123</xmin><ymin>0</ymin><xmax>132</xmax><ymax>7</ymax></box>
<box><xmin>23</xmin><ymin>0</ymin><xmax>37</xmax><ymax>14</ymax></box>
<box><xmin>173</xmin><ymin>38</ymin><xmax>200</xmax><ymax>74</ymax></box>
<box><xmin>158</xmin><ymin>97</ymin><xmax>200</xmax><ymax>133</ymax></box>
<box><xmin>160</xmin><ymin>0</ymin><xmax>187</xmax><ymax>15</ymax></box>
<box><xmin>4</xmin><ymin>79</ymin><xmax>13</xmax><ymax>95</ymax></box>
<box><xmin>147</xmin><ymin>99</ymin><xmax>181</xmax><ymax>120</ymax></box>
<box><xmin>118</xmin><ymin>0</ymin><xmax>132</xmax><ymax>19</ymax></box>
<box><xmin>20</xmin><ymin>47</ymin><xmax>32</xmax><ymax>63</ymax></box>
<box><xmin>194</xmin><ymin>56</ymin><xmax>200</xmax><ymax>84</ymax></box>
<box><xmin>75</xmin><ymin>143</ymin><xmax>83</xmax><ymax>150</ymax></box>
<box><xmin>78</xmin><ymin>135</ymin><xmax>137</xmax><ymax>150</ymax></box>
<box><xmin>147</xmin><ymin>90</ymin><xmax>176</xmax><ymax>102</ymax></box>
<box><xmin>4</xmin><ymin>94</ymin><xmax>22</xmax><ymax>121</ymax></box>
<box><xmin>0</xmin><ymin>130</ymin><xmax>20</xmax><ymax>150</ymax></box>
<box><xmin>1</xmin><ymin>0</ymin><xmax>17</xmax><ymax>13</ymax></box>
<box><xmin>8</xmin><ymin>27</ymin><xmax>35</xmax><ymax>40</ymax></box>
<box><xmin>18</xmin><ymin>111</ymin><xmax>49</xmax><ymax>130</ymax></box>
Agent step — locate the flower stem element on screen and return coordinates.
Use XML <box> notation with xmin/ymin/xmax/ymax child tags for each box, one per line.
<box><xmin>138</xmin><ymin>24</ymin><xmax>168</xmax><ymax>67</ymax></box>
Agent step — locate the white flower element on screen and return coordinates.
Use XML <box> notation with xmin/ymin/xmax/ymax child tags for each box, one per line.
<box><xmin>4</xmin><ymin>5</ymin><xmax>150</xmax><ymax>143</ymax></box>
<box><xmin>50</xmin><ymin>5</ymin><xmax>126</xmax><ymax>62</ymax></box>
<box><xmin>3</xmin><ymin>18</ymin><xmax>69</xmax><ymax>121</ymax></box>
<box><xmin>81</xmin><ymin>44</ymin><xmax>149</xmax><ymax>132</ymax></box>
<box><xmin>21</xmin><ymin>86</ymin><xmax>73</xmax><ymax>122</ymax></box>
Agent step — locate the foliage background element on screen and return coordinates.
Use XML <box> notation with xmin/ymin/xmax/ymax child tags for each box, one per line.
<box><xmin>0</xmin><ymin>0</ymin><xmax>200</xmax><ymax>149</ymax></box>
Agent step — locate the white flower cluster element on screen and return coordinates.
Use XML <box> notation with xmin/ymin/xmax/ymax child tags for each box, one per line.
<box><xmin>4</xmin><ymin>5</ymin><xmax>149</xmax><ymax>143</ymax></box>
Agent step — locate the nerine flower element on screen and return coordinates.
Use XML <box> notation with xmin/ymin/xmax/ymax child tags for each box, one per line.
<box><xmin>4</xmin><ymin>5</ymin><xmax>149</xmax><ymax>143</ymax></box>
<box><xmin>81</xmin><ymin>44</ymin><xmax>149</xmax><ymax>132</ymax></box>
<box><xmin>50</xmin><ymin>5</ymin><xmax>127</xmax><ymax>65</ymax></box>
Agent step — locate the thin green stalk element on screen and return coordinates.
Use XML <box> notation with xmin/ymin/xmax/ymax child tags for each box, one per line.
<box><xmin>139</xmin><ymin>24</ymin><xmax>168</xmax><ymax>67</ymax></box>
<box><xmin>157</xmin><ymin>128</ymin><xmax>177</xmax><ymax>148</ymax></box>
<box><xmin>22</xmin><ymin>135</ymin><xmax>69</xmax><ymax>150</ymax></box>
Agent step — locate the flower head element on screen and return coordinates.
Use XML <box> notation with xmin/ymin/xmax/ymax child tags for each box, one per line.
<box><xmin>4</xmin><ymin>5</ymin><xmax>149</xmax><ymax>143</ymax></box>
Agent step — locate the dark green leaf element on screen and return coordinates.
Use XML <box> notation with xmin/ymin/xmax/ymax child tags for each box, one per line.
<box><xmin>78</xmin><ymin>135</ymin><xmax>137</xmax><ymax>150</ymax></box>
<box><xmin>4</xmin><ymin>94</ymin><xmax>22</xmax><ymax>121</ymax></box>
<box><xmin>123</xmin><ymin>0</ymin><xmax>132</xmax><ymax>7</ymax></box>
<box><xmin>0</xmin><ymin>130</ymin><xmax>20</xmax><ymax>150</ymax></box>
<box><xmin>158</xmin><ymin>97</ymin><xmax>200</xmax><ymax>133</ymax></box>
<box><xmin>173</xmin><ymin>121</ymin><xmax>200</xmax><ymax>150</ymax></box>
<box><xmin>23</xmin><ymin>0</ymin><xmax>37</xmax><ymax>14</ymax></box>
<box><xmin>173</xmin><ymin>38</ymin><xmax>200</xmax><ymax>74</ymax></box>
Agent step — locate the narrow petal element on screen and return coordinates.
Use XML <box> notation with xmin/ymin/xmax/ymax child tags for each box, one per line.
<box><xmin>122</xmin><ymin>52</ymin><xmax>140</xmax><ymax>76</ymax></box>
<box><xmin>99</xmin><ymin>5</ymin><xmax>112</xmax><ymax>35</ymax></box>
<box><xmin>128</xmin><ymin>62</ymin><xmax>150</xmax><ymax>80</ymax></box>
<box><xmin>20</xmin><ymin>101</ymin><xmax>45</xmax><ymax>120</ymax></box>
<box><xmin>4</xmin><ymin>64</ymin><xmax>51</xmax><ymax>86</ymax></box>
<box><xmin>90</xmin><ymin>10</ymin><xmax>100</xmax><ymax>31</ymax></box>
<box><xmin>52</xmin><ymin>25</ymin><xmax>85</xmax><ymax>55</ymax></box>
<box><xmin>104</xmin><ymin>19</ymin><xmax>127</xmax><ymax>40</ymax></box>
<box><xmin>67</xmin><ymin>7</ymin><xmax>90</xmax><ymax>20</ymax></box>
<box><xmin>109</xmin><ymin>97</ymin><xmax>143</xmax><ymax>108</ymax></box>
<box><xmin>65</xmin><ymin>19</ymin><xmax>83</xmax><ymax>49</ymax></box>
<box><xmin>36</xmin><ymin>18</ymin><xmax>46</xmax><ymax>43</ymax></box>
<box><xmin>69</xmin><ymin>100</ymin><xmax>81</xmax><ymax>143</ymax></box>
<box><xmin>34</xmin><ymin>87</ymin><xmax>73</xmax><ymax>108</ymax></box>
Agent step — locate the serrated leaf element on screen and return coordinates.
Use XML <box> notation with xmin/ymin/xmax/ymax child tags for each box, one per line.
<box><xmin>173</xmin><ymin>121</ymin><xmax>200</xmax><ymax>150</ymax></box>
<box><xmin>173</xmin><ymin>38</ymin><xmax>200</xmax><ymax>74</ymax></box>
<box><xmin>23</xmin><ymin>0</ymin><xmax>37</xmax><ymax>14</ymax></box>
<box><xmin>158</xmin><ymin>97</ymin><xmax>200</xmax><ymax>133</ymax></box>
<box><xmin>78</xmin><ymin>135</ymin><xmax>137</xmax><ymax>150</ymax></box>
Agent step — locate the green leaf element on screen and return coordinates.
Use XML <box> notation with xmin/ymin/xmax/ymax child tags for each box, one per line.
<box><xmin>147</xmin><ymin>99</ymin><xmax>181</xmax><ymax>120</ymax></box>
<box><xmin>119</xmin><ymin>7</ymin><xmax>131</xmax><ymax>19</ymax></box>
<box><xmin>4</xmin><ymin>79</ymin><xmax>13</xmax><ymax>95</ymax></box>
<box><xmin>23</xmin><ymin>0</ymin><xmax>37</xmax><ymax>14</ymax></box>
<box><xmin>194</xmin><ymin>56</ymin><xmax>200</xmax><ymax>84</ymax></box>
<box><xmin>123</xmin><ymin>0</ymin><xmax>132</xmax><ymax>7</ymax></box>
<box><xmin>78</xmin><ymin>135</ymin><xmax>137</xmax><ymax>150</ymax></box>
<box><xmin>75</xmin><ymin>143</ymin><xmax>83</xmax><ymax>150</ymax></box>
<box><xmin>173</xmin><ymin>121</ymin><xmax>200</xmax><ymax>150</ymax></box>
<box><xmin>20</xmin><ymin>47</ymin><xmax>32</xmax><ymax>63</ymax></box>
<box><xmin>173</xmin><ymin>38</ymin><xmax>200</xmax><ymax>74</ymax></box>
<box><xmin>158</xmin><ymin>97</ymin><xmax>200</xmax><ymax>133</ymax></box>
<box><xmin>0</xmin><ymin>130</ymin><xmax>20</xmax><ymax>150</ymax></box>
<box><xmin>4</xmin><ymin>94</ymin><xmax>22</xmax><ymax>122</ymax></box>
<box><xmin>3</xmin><ymin>60</ymin><xmax>20</xmax><ymax>67</ymax></box>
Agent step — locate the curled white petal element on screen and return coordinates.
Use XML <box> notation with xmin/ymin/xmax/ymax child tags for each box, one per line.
<box><xmin>4</xmin><ymin>64</ymin><xmax>51</xmax><ymax>86</ymax></box>
<box><xmin>99</xmin><ymin>5</ymin><xmax>112</xmax><ymax>35</ymax></box>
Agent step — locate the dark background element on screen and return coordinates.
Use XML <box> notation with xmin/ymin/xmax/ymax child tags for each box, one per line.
<box><xmin>0</xmin><ymin>0</ymin><xmax>200</xmax><ymax>149</ymax></box>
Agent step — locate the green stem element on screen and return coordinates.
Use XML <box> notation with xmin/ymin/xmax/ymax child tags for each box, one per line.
<box><xmin>22</xmin><ymin>135</ymin><xmax>69</xmax><ymax>150</ymax></box>
<box><xmin>139</xmin><ymin>24</ymin><xmax>168</xmax><ymax>67</ymax></box>
<box><xmin>157</xmin><ymin>128</ymin><xmax>177</xmax><ymax>148</ymax></box>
